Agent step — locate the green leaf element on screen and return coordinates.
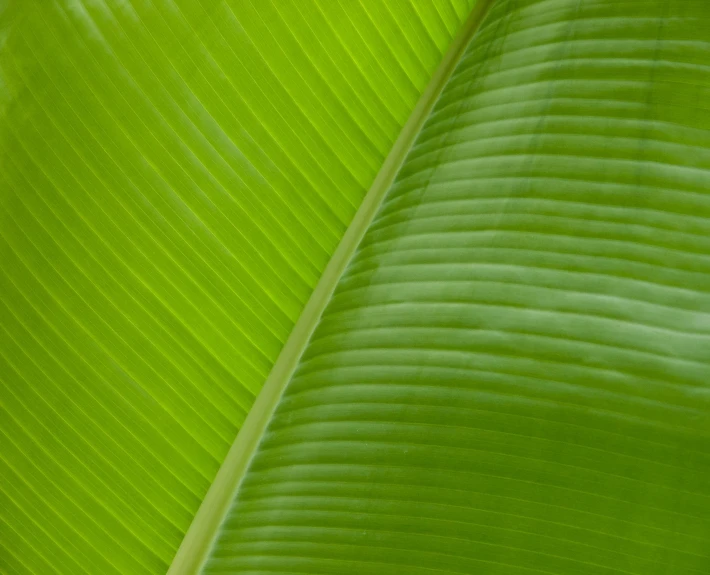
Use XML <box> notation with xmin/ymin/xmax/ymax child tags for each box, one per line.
<box><xmin>3</xmin><ymin>0</ymin><xmax>710</xmax><ymax>574</ymax></box>
<box><xmin>192</xmin><ymin>0</ymin><xmax>710</xmax><ymax>574</ymax></box>
<box><xmin>0</xmin><ymin>1</ymin><xmax>475</xmax><ymax>573</ymax></box>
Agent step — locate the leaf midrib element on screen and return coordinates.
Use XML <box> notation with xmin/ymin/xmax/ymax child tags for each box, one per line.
<box><xmin>166</xmin><ymin>2</ymin><xmax>496</xmax><ymax>573</ymax></box>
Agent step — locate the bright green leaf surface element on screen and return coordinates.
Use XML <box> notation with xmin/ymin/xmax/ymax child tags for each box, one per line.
<box><xmin>203</xmin><ymin>1</ymin><xmax>710</xmax><ymax>573</ymax></box>
<box><xmin>0</xmin><ymin>1</ymin><xmax>476</xmax><ymax>573</ymax></box>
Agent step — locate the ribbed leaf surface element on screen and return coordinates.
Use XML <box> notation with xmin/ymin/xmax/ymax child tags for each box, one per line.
<box><xmin>0</xmin><ymin>1</ymin><xmax>475</xmax><ymax>573</ymax></box>
<box><xmin>205</xmin><ymin>1</ymin><xmax>710</xmax><ymax>573</ymax></box>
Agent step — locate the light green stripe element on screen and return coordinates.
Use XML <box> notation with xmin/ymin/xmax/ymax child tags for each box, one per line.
<box><xmin>165</xmin><ymin>1</ymin><xmax>495</xmax><ymax>573</ymax></box>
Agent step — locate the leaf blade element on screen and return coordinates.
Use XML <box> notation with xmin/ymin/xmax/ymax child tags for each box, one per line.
<box><xmin>0</xmin><ymin>1</ymin><xmax>476</xmax><ymax>572</ymax></box>
<box><xmin>202</xmin><ymin>1</ymin><xmax>710</xmax><ymax>573</ymax></box>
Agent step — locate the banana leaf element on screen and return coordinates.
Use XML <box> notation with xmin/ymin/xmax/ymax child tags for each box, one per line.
<box><xmin>1</xmin><ymin>1</ymin><xmax>709</xmax><ymax>574</ymax></box>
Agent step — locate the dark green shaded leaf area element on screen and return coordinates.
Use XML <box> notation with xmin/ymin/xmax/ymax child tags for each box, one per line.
<box><xmin>206</xmin><ymin>1</ymin><xmax>710</xmax><ymax>574</ymax></box>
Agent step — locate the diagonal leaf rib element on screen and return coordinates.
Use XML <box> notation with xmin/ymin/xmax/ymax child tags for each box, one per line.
<box><xmin>166</xmin><ymin>2</ymin><xmax>495</xmax><ymax>572</ymax></box>
<box><xmin>0</xmin><ymin>2</ymin><xmax>480</xmax><ymax>571</ymax></box>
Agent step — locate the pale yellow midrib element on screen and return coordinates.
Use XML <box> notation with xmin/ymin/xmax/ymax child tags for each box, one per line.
<box><xmin>166</xmin><ymin>2</ymin><xmax>494</xmax><ymax>573</ymax></box>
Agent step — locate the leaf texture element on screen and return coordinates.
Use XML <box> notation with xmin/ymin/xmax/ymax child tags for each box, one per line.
<box><xmin>0</xmin><ymin>1</ymin><xmax>476</xmax><ymax>573</ymax></box>
<box><xmin>203</xmin><ymin>0</ymin><xmax>710</xmax><ymax>573</ymax></box>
